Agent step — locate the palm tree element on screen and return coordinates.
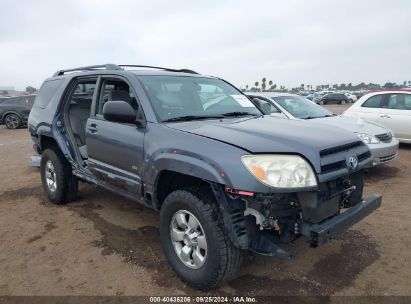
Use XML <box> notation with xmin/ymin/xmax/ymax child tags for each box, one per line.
<box><xmin>261</xmin><ymin>78</ymin><xmax>267</xmax><ymax>91</ymax></box>
<box><xmin>268</xmin><ymin>80</ymin><xmax>273</xmax><ymax>91</ymax></box>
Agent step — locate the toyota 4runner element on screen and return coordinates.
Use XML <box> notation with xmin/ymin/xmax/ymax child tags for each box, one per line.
<box><xmin>28</xmin><ymin>64</ymin><xmax>381</xmax><ymax>290</ymax></box>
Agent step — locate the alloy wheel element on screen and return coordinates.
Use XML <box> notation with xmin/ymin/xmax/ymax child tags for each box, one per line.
<box><xmin>170</xmin><ymin>210</ymin><xmax>207</xmax><ymax>269</ymax></box>
<box><xmin>45</xmin><ymin>160</ymin><xmax>57</xmax><ymax>192</ymax></box>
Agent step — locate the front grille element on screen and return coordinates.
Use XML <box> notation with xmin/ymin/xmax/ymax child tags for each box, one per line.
<box><xmin>320</xmin><ymin>141</ymin><xmax>363</xmax><ymax>157</ymax></box>
<box><xmin>319</xmin><ymin>141</ymin><xmax>370</xmax><ymax>175</ymax></box>
<box><xmin>380</xmin><ymin>153</ymin><xmax>397</xmax><ymax>163</ymax></box>
<box><xmin>375</xmin><ymin>133</ymin><xmax>392</xmax><ymax>143</ymax></box>
<box><xmin>321</xmin><ymin>160</ymin><xmax>346</xmax><ymax>173</ymax></box>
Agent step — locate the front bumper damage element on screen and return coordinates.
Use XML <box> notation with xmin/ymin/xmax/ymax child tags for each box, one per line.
<box><xmin>301</xmin><ymin>193</ymin><xmax>381</xmax><ymax>247</ymax></box>
<box><xmin>212</xmin><ymin>173</ymin><xmax>382</xmax><ymax>258</ymax></box>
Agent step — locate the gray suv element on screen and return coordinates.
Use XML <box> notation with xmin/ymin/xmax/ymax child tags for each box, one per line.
<box><xmin>28</xmin><ymin>64</ymin><xmax>381</xmax><ymax>290</ymax></box>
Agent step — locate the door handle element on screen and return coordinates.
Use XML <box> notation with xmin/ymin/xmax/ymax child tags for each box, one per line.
<box><xmin>88</xmin><ymin>123</ymin><xmax>98</xmax><ymax>133</ymax></box>
<box><xmin>380</xmin><ymin>115</ymin><xmax>391</xmax><ymax>118</ymax></box>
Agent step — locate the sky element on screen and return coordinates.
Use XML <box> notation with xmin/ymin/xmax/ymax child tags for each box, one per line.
<box><xmin>1</xmin><ymin>0</ymin><xmax>410</xmax><ymax>90</ymax></box>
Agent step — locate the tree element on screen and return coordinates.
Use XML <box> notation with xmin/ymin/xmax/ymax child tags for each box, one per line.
<box><xmin>261</xmin><ymin>78</ymin><xmax>267</xmax><ymax>91</ymax></box>
<box><xmin>383</xmin><ymin>82</ymin><xmax>394</xmax><ymax>89</ymax></box>
<box><xmin>25</xmin><ymin>86</ymin><xmax>37</xmax><ymax>94</ymax></box>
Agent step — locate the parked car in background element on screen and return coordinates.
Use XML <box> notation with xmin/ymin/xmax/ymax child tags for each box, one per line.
<box><xmin>0</xmin><ymin>97</ymin><xmax>10</xmax><ymax>104</ymax></box>
<box><xmin>246</xmin><ymin>92</ymin><xmax>399</xmax><ymax>166</ymax></box>
<box><xmin>314</xmin><ymin>93</ymin><xmax>349</xmax><ymax>105</ymax></box>
<box><xmin>344</xmin><ymin>92</ymin><xmax>357</xmax><ymax>103</ymax></box>
<box><xmin>353</xmin><ymin>91</ymin><xmax>366</xmax><ymax>99</ymax></box>
<box><xmin>343</xmin><ymin>91</ymin><xmax>411</xmax><ymax>143</ymax></box>
<box><xmin>0</xmin><ymin>95</ymin><xmax>36</xmax><ymax>129</ymax></box>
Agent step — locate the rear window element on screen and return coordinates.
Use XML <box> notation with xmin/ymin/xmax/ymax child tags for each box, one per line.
<box><xmin>387</xmin><ymin>94</ymin><xmax>411</xmax><ymax>110</ymax></box>
<box><xmin>33</xmin><ymin>79</ymin><xmax>64</xmax><ymax>109</ymax></box>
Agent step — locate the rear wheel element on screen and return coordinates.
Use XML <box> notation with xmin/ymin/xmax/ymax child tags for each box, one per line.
<box><xmin>319</xmin><ymin>100</ymin><xmax>325</xmax><ymax>105</ymax></box>
<box><xmin>4</xmin><ymin>114</ymin><xmax>21</xmax><ymax>129</ymax></box>
<box><xmin>40</xmin><ymin>148</ymin><xmax>78</xmax><ymax>204</ymax></box>
<box><xmin>159</xmin><ymin>188</ymin><xmax>244</xmax><ymax>290</ymax></box>
<box><xmin>340</xmin><ymin>100</ymin><xmax>347</xmax><ymax>105</ymax></box>
<box><xmin>348</xmin><ymin>99</ymin><xmax>354</xmax><ymax>103</ymax></box>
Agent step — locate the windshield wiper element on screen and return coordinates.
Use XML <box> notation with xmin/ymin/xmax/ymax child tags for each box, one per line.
<box><xmin>303</xmin><ymin>113</ymin><xmax>336</xmax><ymax>120</ymax></box>
<box><xmin>163</xmin><ymin>115</ymin><xmax>224</xmax><ymax>122</ymax></box>
<box><xmin>221</xmin><ymin>111</ymin><xmax>260</xmax><ymax>117</ymax></box>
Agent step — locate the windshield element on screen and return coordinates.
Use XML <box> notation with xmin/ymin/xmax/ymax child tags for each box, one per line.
<box><xmin>273</xmin><ymin>95</ymin><xmax>334</xmax><ymax>119</ymax></box>
<box><xmin>138</xmin><ymin>76</ymin><xmax>261</xmax><ymax>121</ymax></box>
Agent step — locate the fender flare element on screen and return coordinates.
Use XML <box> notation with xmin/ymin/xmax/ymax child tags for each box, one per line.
<box><xmin>144</xmin><ymin>150</ymin><xmax>233</xmax><ymax>195</ymax></box>
<box><xmin>2</xmin><ymin>111</ymin><xmax>23</xmax><ymax>121</ymax></box>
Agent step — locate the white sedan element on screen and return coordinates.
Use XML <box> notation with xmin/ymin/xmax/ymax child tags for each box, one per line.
<box><xmin>246</xmin><ymin>92</ymin><xmax>399</xmax><ymax>166</ymax></box>
<box><xmin>342</xmin><ymin>91</ymin><xmax>411</xmax><ymax>143</ymax></box>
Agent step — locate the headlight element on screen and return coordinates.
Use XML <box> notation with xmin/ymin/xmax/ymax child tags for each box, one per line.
<box><xmin>241</xmin><ymin>155</ymin><xmax>317</xmax><ymax>188</ymax></box>
<box><xmin>355</xmin><ymin>133</ymin><xmax>380</xmax><ymax>144</ymax></box>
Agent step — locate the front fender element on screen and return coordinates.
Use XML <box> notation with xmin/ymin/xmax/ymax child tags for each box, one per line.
<box><xmin>143</xmin><ymin>149</ymin><xmax>231</xmax><ymax>187</ymax></box>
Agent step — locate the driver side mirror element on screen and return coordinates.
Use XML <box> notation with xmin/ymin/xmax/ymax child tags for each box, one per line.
<box><xmin>103</xmin><ymin>100</ymin><xmax>137</xmax><ymax>124</ymax></box>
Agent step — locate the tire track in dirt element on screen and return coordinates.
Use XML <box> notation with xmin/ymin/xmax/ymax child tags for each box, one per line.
<box><xmin>229</xmin><ymin>231</ymin><xmax>379</xmax><ymax>296</ymax></box>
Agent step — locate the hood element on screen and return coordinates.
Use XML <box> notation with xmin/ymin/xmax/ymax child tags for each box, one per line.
<box><xmin>313</xmin><ymin>116</ymin><xmax>389</xmax><ymax>135</ymax></box>
<box><xmin>166</xmin><ymin>116</ymin><xmax>361</xmax><ymax>172</ymax></box>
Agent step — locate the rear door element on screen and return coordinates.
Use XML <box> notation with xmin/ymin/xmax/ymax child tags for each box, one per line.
<box><xmin>85</xmin><ymin>76</ymin><xmax>146</xmax><ymax>198</ymax></box>
<box><xmin>354</xmin><ymin>94</ymin><xmax>386</xmax><ymax>123</ymax></box>
<box><xmin>379</xmin><ymin>93</ymin><xmax>411</xmax><ymax>140</ymax></box>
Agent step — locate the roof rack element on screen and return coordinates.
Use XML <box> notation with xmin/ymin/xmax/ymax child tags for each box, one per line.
<box><xmin>53</xmin><ymin>64</ymin><xmax>199</xmax><ymax>77</ymax></box>
<box><xmin>53</xmin><ymin>64</ymin><xmax>122</xmax><ymax>76</ymax></box>
<box><xmin>118</xmin><ymin>65</ymin><xmax>198</xmax><ymax>74</ymax></box>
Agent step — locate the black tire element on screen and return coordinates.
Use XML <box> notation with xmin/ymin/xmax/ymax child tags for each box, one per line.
<box><xmin>348</xmin><ymin>99</ymin><xmax>353</xmax><ymax>103</ymax></box>
<box><xmin>319</xmin><ymin>100</ymin><xmax>325</xmax><ymax>105</ymax></box>
<box><xmin>4</xmin><ymin>113</ymin><xmax>22</xmax><ymax>129</ymax></box>
<box><xmin>160</xmin><ymin>188</ymin><xmax>244</xmax><ymax>290</ymax></box>
<box><xmin>40</xmin><ymin>148</ymin><xmax>78</xmax><ymax>204</ymax></box>
<box><xmin>340</xmin><ymin>99</ymin><xmax>347</xmax><ymax>105</ymax></box>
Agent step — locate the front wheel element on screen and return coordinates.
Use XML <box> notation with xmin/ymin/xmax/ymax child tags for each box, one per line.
<box><xmin>160</xmin><ymin>188</ymin><xmax>244</xmax><ymax>290</ymax></box>
<box><xmin>4</xmin><ymin>114</ymin><xmax>22</xmax><ymax>129</ymax></box>
<box><xmin>319</xmin><ymin>100</ymin><xmax>325</xmax><ymax>105</ymax></box>
<box><xmin>340</xmin><ymin>100</ymin><xmax>347</xmax><ymax>105</ymax></box>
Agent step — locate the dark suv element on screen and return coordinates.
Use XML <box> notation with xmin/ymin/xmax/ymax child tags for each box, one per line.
<box><xmin>0</xmin><ymin>95</ymin><xmax>36</xmax><ymax>129</ymax></box>
<box><xmin>315</xmin><ymin>93</ymin><xmax>349</xmax><ymax>105</ymax></box>
<box><xmin>28</xmin><ymin>64</ymin><xmax>381</xmax><ymax>290</ymax></box>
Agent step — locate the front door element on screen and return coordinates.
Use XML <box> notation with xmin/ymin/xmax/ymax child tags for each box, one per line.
<box><xmin>85</xmin><ymin>76</ymin><xmax>145</xmax><ymax>199</ymax></box>
<box><xmin>379</xmin><ymin>93</ymin><xmax>411</xmax><ymax>140</ymax></box>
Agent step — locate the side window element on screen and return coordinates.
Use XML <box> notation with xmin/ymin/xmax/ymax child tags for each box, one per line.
<box><xmin>33</xmin><ymin>79</ymin><xmax>64</xmax><ymax>109</ymax></box>
<box><xmin>387</xmin><ymin>94</ymin><xmax>411</xmax><ymax>110</ymax></box>
<box><xmin>96</xmin><ymin>79</ymin><xmax>138</xmax><ymax>118</ymax></box>
<box><xmin>362</xmin><ymin>95</ymin><xmax>383</xmax><ymax>108</ymax></box>
<box><xmin>70</xmin><ymin>82</ymin><xmax>96</xmax><ymax>105</ymax></box>
<box><xmin>252</xmin><ymin>97</ymin><xmax>280</xmax><ymax>114</ymax></box>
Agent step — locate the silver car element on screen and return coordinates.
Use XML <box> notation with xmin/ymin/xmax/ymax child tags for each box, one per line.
<box><xmin>246</xmin><ymin>92</ymin><xmax>399</xmax><ymax>166</ymax></box>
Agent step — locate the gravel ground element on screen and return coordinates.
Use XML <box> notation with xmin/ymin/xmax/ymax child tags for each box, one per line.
<box><xmin>0</xmin><ymin>104</ymin><xmax>410</xmax><ymax>296</ymax></box>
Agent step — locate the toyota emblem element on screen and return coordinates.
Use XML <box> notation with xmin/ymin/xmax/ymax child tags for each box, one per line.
<box><xmin>347</xmin><ymin>156</ymin><xmax>358</xmax><ymax>170</ymax></box>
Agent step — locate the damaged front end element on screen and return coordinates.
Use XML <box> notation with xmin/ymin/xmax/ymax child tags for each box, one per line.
<box><xmin>211</xmin><ymin>171</ymin><xmax>381</xmax><ymax>258</ymax></box>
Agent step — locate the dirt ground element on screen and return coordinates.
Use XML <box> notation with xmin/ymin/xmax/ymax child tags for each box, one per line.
<box><xmin>0</xmin><ymin>104</ymin><xmax>410</xmax><ymax>296</ymax></box>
